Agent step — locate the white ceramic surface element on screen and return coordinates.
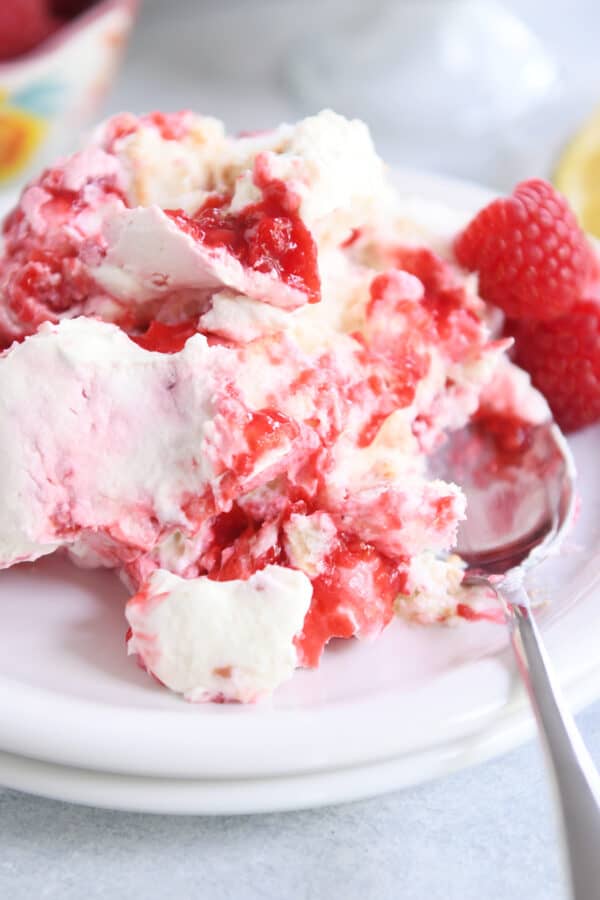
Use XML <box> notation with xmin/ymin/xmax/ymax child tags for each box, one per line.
<box><xmin>1</xmin><ymin>172</ymin><xmax>600</xmax><ymax>812</ymax></box>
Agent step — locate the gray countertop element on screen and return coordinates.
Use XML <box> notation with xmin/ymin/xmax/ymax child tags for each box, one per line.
<box><xmin>2</xmin><ymin>1</ymin><xmax>600</xmax><ymax>897</ymax></box>
<box><xmin>3</xmin><ymin>708</ymin><xmax>600</xmax><ymax>899</ymax></box>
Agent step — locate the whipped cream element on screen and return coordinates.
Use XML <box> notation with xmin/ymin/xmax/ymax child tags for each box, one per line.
<box><xmin>126</xmin><ymin>565</ymin><xmax>312</xmax><ymax>702</ymax></box>
<box><xmin>0</xmin><ymin>319</ymin><xmax>216</xmax><ymax>565</ymax></box>
<box><xmin>0</xmin><ymin>108</ymin><xmax>553</xmax><ymax>702</ymax></box>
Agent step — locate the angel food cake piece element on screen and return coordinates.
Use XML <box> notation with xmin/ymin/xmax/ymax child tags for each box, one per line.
<box><xmin>0</xmin><ymin>109</ymin><xmax>553</xmax><ymax>702</ymax></box>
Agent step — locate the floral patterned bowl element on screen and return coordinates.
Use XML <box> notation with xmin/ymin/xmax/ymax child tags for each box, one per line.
<box><xmin>0</xmin><ymin>0</ymin><xmax>138</xmax><ymax>187</ymax></box>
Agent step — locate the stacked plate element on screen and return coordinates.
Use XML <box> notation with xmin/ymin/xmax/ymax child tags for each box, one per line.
<box><xmin>1</xmin><ymin>175</ymin><xmax>600</xmax><ymax>815</ymax></box>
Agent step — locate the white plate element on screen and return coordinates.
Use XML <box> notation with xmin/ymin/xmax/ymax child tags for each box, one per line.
<box><xmin>1</xmin><ymin>172</ymin><xmax>600</xmax><ymax>813</ymax></box>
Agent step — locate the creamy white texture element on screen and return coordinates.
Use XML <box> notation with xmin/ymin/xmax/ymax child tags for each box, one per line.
<box><xmin>396</xmin><ymin>551</ymin><xmax>500</xmax><ymax>623</ymax></box>
<box><xmin>396</xmin><ymin>552</ymin><xmax>467</xmax><ymax>622</ymax></box>
<box><xmin>0</xmin><ymin>319</ymin><xmax>220</xmax><ymax>565</ymax></box>
<box><xmin>83</xmin><ymin>109</ymin><xmax>389</xmax><ymax>314</ymax></box>
<box><xmin>0</xmin><ymin>107</ymin><xmax>558</xmax><ymax>703</ymax></box>
<box><xmin>14</xmin><ymin>147</ymin><xmax>126</xmax><ymax>250</ymax></box>
<box><xmin>126</xmin><ymin>565</ymin><xmax>312</xmax><ymax>702</ymax></box>
<box><xmin>226</xmin><ymin>110</ymin><xmax>388</xmax><ymax>244</ymax></box>
<box><xmin>478</xmin><ymin>356</ymin><xmax>551</xmax><ymax>423</ymax></box>
<box><xmin>324</xmin><ymin>473</ymin><xmax>466</xmax><ymax>558</ymax></box>
<box><xmin>199</xmin><ymin>290</ymin><xmax>290</xmax><ymax>342</ymax></box>
<box><xmin>112</xmin><ymin>115</ymin><xmax>226</xmax><ymax>210</ymax></box>
<box><xmin>283</xmin><ymin>512</ymin><xmax>338</xmax><ymax>578</ymax></box>
<box><xmin>61</xmin><ymin>146</ymin><xmax>127</xmax><ymax>194</ymax></box>
<box><xmin>388</xmin><ymin>196</ymin><xmax>474</xmax><ymax>259</ymax></box>
<box><xmin>91</xmin><ymin>205</ymin><xmax>308</xmax><ymax>310</ymax></box>
<box><xmin>5</xmin><ymin>110</ymin><xmax>390</xmax><ymax>339</ymax></box>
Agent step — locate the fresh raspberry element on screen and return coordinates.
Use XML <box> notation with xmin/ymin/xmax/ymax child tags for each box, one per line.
<box><xmin>508</xmin><ymin>300</ymin><xmax>600</xmax><ymax>432</ymax></box>
<box><xmin>454</xmin><ymin>178</ymin><xmax>596</xmax><ymax>321</ymax></box>
<box><xmin>0</xmin><ymin>0</ymin><xmax>58</xmax><ymax>60</ymax></box>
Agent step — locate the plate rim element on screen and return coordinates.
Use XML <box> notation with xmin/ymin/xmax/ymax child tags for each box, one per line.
<box><xmin>1</xmin><ymin>170</ymin><xmax>600</xmax><ymax>795</ymax></box>
<box><xmin>1</xmin><ymin>657</ymin><xmax>599</xmax><ymax>815</ymax></box>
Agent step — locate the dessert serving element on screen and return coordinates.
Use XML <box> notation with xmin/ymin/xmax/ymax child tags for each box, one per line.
<box><xmin>0</xmin><ymin>109</ymin><xmax>596</xmax><ymax>703</ymax></box>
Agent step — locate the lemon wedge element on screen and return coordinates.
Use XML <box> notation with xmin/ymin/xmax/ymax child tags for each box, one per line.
<box><xmin>554</xmin><ymin>108</ymin><xmax>600</xmax><ymax>237</ymax></box>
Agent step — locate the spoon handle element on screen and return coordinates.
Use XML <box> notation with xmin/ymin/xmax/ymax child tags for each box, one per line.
<box><xmin>502</xmin><ymin>581</ymin><xmax>600</xmax><ymax>900</ymax></box>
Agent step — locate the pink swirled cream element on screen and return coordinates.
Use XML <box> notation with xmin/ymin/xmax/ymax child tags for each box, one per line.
<box><xmin>0</xmin><ymin>109</ymin><xmax>550</xmax><ymax>702</ymax></box>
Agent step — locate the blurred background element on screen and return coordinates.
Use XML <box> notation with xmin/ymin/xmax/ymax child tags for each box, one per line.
<box><xmin>112</xmin><ymin>0</ymin><xmax>600</xmax><ymax>189</ymax></box>
<box><xmin>1</xmin><ymin>0</ymin><xmax>600</xmax><ymax>195</ymax></box>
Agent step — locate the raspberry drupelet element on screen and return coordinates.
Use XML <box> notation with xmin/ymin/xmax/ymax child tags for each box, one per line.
<box><xmin>454</xmin><ymin>178</ymin><xmax>596</xmax><ymax>321</ymax></box>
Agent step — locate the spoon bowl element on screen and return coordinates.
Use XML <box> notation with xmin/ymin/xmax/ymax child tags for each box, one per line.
<box><xmin>434</xmin><ymin>419</ymin><xmax>576</xmax><ymax>576</ymax></box>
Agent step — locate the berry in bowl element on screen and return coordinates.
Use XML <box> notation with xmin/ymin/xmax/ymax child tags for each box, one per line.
<box><xmin>0</xmin><ymin>0</ymin><xmax>138</xmax><ymax>187</ymax></box>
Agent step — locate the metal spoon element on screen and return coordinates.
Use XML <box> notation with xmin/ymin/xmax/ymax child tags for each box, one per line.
<box><xmin>435</xmin><ymin>419</ymin><xmax>600</xmax><ymax>900</ymax></box>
